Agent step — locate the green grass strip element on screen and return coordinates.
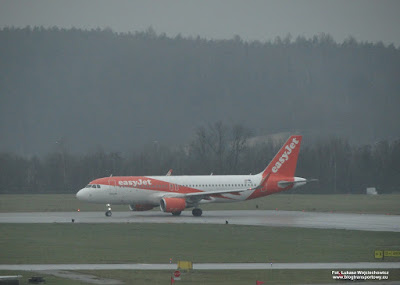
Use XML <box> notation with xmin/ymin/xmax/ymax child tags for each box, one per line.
<box><xmin>1</xmin><ymin>224</ymin><xmax>399</xmax><ymax>264</ymax></box>
<box><xmin>1</xmin><ymin>269</ymin><xmax>399</xmax><ymax>285</ymax></box>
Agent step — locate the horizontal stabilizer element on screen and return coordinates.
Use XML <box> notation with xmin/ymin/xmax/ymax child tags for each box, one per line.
<box><xmin>278</xmin><ymin>178</ymin><xmax>318</xmax><ymax>188</ymax></box>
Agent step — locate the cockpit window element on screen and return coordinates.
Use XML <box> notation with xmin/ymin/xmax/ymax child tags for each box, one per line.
<box><xmin>85</xmin><ymin>184</ymin><xmax>101</xmax><ymax>188</ymax></box>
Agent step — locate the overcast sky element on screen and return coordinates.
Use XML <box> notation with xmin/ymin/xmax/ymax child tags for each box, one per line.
<box><xmin>1</xmin><ymin>0</ymin><xmax>399</xmax><ymax>46</ymax></box>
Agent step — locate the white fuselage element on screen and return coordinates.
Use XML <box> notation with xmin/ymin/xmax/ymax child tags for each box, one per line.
<box><xmin>77</xmin><ymin>174</ymin><xmax>264</xmax><ymax>205</ymax></box>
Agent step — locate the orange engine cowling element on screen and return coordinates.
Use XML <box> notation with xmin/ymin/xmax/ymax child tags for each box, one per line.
<box><xmin>160</xmin><ymin>197</ymin><xmax>186</xmax><ymax>213</ymax></box>
<box><xmin>129</xmin><ymin>204</ymin><xmax>155</xmax><ymax>211</ymax></box>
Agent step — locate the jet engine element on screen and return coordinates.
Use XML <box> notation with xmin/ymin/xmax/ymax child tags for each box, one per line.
<box><xmin>129</xmin><ymin>204</ymin><xmax>155</xmax><ymax>211</ymax></box>
<box><xmin>160</xmin><ymin>197</ymin><xmax>186</xmax><ymax>213</ymax></box>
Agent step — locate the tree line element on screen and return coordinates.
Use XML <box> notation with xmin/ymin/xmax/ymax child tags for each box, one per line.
<box><xmin>0</xmin><ymin>123</ymin><xmax>399</xmax><ymax>194</ymax></box>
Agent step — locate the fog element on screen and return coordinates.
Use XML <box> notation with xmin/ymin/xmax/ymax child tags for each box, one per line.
<box><xmin>0</xmin><ymin>1</ymin><xmax>399</xmax><ymax>156</ymax></box>
<box><xmin>0</xmin><ymin>27</ymin><xmax>399</xmax><ymax>155</ymax></box>
<box><xmin>1</xmin><ymin>0</ymin><xmax>400</xmax><ymax>46</ymax></box>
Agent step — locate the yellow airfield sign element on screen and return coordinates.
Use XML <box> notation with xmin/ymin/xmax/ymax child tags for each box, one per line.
<box><xmin>375</xmin><ymin>251</ymin><xmax>383</xmax><ymax>259</ymax></box>
<box><xmin>375</xmin><ymin>250</ymin><xmax>400</xmax><ymax>258</ymax></box>
<box><xmin>384</xmin><ymin>250</ymin><xmax>400</xmax><ymax>257</ymax></box>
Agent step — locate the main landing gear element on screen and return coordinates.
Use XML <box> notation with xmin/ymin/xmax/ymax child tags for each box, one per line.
<box><xmin>192</xmin><ymin>208</ymin><xmax>202</xmax><ymax>217</ymax></box>
<box><xmin>170</xmin><ymin>208</ymin><xmax>202</xmax><ymax>216</ymax></box>
<box><xmin>105</xmin><ymin>204</ymin><xmax>112</xmax><ymax>217</ymax></box>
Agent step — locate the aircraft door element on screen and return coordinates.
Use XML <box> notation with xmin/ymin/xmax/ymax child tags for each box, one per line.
<box><xmin>169</xmin><ymin>183</ymin><xmax>179</xmax><ymax>192</ymax></box>
<box><xmin>108</xmin><ymin>179</ymin><xmax>118</xmax><ymax>196</ymax></box>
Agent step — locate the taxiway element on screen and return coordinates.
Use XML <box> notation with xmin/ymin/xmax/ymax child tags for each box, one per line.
<box><xmin>0</xmin><ymin>210</ymin><xmax>399</xmax><ymax>232</ymax></box>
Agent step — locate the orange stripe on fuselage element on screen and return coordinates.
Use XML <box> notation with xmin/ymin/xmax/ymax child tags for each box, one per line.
<box><xmin>90</xmin><ymin>176</ymin><xmax>204</xmax><ymax>195</ymax></box>
<box><xmin>90</xmin><ymin>176</ymin><xmax>242</xmax><ymax>201</ymax></box>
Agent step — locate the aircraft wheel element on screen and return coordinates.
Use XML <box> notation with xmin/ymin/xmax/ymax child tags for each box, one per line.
<box><xmin>192</xmin><ymin>208</ymin><xmax>202</xmax><ymax>217</ymax></box>
<box><xmin>172</xmin><ymin>211</ymin><xmax>182</xmax><ymax>216</ymax></box>
<box><xmin>105</xmin><ymin>210</ymin><xmax>112</xmax><ymax>217</ymax></box>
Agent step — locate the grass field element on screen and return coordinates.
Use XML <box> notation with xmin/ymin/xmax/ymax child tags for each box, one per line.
<box><xmin>77</xmin><ymin>269</ymin><xmax>400</xmax><ymax>284</ymax></box>
<box><xmin>2</xmin><ymin>223</ymin><xmax>399</xmax><ymax>264</ymax></box>
<box><xmin>1</xmin><ymin>194</ymin><xmax>399</xmax><ymax>284</ymax></box>
<box><xmin>1</xmin><ymin>193</ymin><xmax>399</xmax><ymax>214</ymax></box>
<box><xmin>2</xmin><ymin>269</ymin><xmax>399</xmax><ymax>285</ymax></box>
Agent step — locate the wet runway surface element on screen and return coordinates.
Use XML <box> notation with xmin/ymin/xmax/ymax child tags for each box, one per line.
<box><xmin>1</xmin><ymin>210</ymin><xmax>399</xmax><ymax>232</ymax></box>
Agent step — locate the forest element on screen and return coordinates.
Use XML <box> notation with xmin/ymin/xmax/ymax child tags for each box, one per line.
<box><xmin>0</xmin><ymin>122</ymin><xmax>399</xmax><ymax>194</ymax></box>
<box><xmin>0</xmin><ymin>27</ymin><xmax>399</xmax><ymax>194</ymax></box>
<box><xmin>0</xmin><ymin>26</ymin><xmax>399</xmax><ymax>155</ymax></box>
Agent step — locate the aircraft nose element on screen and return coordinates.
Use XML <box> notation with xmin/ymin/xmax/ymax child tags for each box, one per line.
<box><xmin>76</xmin><ymin>188</ymin><xmax>88</xmax><ymax>201</ymax></box>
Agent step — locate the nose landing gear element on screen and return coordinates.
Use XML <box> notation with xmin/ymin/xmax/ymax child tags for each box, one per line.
<box><xmin>105</xmin><ymin>204</ymin><xmax>112</xmax><ymax>217</ymax></box>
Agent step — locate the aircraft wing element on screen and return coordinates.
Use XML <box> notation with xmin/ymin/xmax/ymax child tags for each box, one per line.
<box><xmin>183</xmin><ymin>187</ymin><xmax>253</xmax><ymax>198</ymax></box>
<box><xmin>162</xmin><ymin>187</ymin><xmax>255</xmax><ymax>203</ymax></box>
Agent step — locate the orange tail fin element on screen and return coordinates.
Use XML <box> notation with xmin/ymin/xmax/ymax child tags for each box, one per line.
<box><xmin>260</xmin><ymin>135</ymin><xmax>302</xmax><ymax>178</ymax></box>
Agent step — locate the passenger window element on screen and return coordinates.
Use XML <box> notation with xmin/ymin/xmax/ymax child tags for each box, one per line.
<box><xmin>97</xmin><ymin>185</ymin><xmax>100</xmax><ymax>188</ymax></box>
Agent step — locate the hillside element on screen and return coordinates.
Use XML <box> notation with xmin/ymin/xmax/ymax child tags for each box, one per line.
<box><xmin>0</xmin><ymin>27</ymin><xmax>399</xmax><ymax>155</ymax></box>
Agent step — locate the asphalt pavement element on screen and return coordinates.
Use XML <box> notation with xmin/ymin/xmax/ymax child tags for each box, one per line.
<box><xmin>0</xmin><ymin>210</ymin><xmax>399</xmax><ymax>232</ymax></box>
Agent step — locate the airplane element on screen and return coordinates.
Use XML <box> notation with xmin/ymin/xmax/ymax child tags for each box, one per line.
<box><xmin>76</xmin><ymin>135</ymin><xmax>314</xmax><ymax>217</ymax></box>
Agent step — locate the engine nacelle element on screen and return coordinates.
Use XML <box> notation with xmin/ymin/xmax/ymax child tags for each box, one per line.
<box><xmin>160</xmin><ymin>197</ymin><xmax>186</xmax><ymax>213</ymax></box>
<box><xmin>129</xmin><ymin>204</ymin><xmax>155</xmax><ymax>211</ymax></box>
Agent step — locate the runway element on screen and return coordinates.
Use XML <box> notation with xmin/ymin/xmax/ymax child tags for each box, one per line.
<box><xmin>0</xmin><ymin>210</ymin><xmax>399</xmax><ymax>232</ymax></box>
<box><xmin>1</xmin><ymin>262</ymin><xmax>399</xmax><ymax>271</ymax></box>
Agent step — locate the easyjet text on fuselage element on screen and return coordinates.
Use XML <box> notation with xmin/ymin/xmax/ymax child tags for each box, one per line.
<box><xmin>118</xmin><ymin>179</ymin><xmax>152</xmax><ymax>187</ymax></box>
